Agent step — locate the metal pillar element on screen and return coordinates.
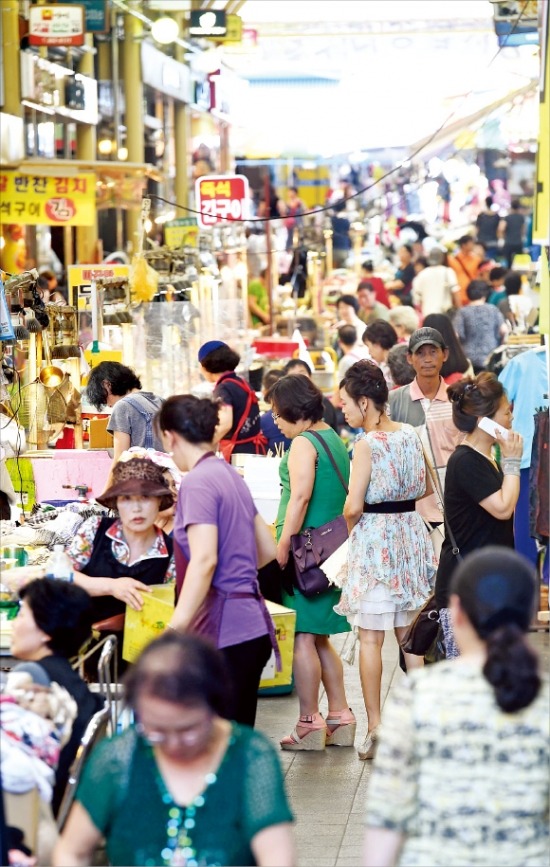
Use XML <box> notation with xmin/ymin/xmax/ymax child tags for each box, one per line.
<box><xmin>122</xmin><ymin>3</ymin><xmax>144</xmax><ymax>253</ymax></box>
<box><xmin>76</xmin><ymin>34</ymin><xmax>99</xmax><ymax>263</ymax></box>
<box><xmin>1</xmin><ymin>1</ymin><xmax>22</xmax><ymax>118</ymax></box>
<box><xmin>174</xmin><ymin>14</ymin><xmax>190</xmax><ymax>213</ymax></box>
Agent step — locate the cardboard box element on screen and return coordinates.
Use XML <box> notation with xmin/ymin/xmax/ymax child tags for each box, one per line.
<box><xmin>88</xmin><ymin>417</ymin><xmax>114</xmax><ymax>449</ymax></box>
<box><xmin>259</xmin><ymin>600</ymin><xmax>296</xmax><ymax>692</ymax></box>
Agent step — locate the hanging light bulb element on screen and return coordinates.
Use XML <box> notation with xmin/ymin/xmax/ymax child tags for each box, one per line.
<box><xmin>151</xmin><ymin>16</ymin><xmax>179</xmax><ymax>45</ymax></box>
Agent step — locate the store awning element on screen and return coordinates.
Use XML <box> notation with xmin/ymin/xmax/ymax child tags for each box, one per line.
<box><xmin>407</xmin><ymin>81</ymin><xmax>537</xmax><ymax>159</ymax></box>
<box><xmin>0</xmin><ymin>158</ymin><xmax>163</xmax><ymax>181</ymax></box>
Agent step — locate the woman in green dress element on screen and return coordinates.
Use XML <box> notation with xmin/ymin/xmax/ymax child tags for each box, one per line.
<box><xmin>269</xmin><ymin>374</ymin><xmax>355</xmax><ymax>752</ymax></box>
<box><xmin>53</xmin><ymin>633</ymin><xmax>295</xmax><ymax>867</ymax></box>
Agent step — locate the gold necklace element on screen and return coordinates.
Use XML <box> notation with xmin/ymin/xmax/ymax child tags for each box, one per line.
<box><xmin>464</xmin><ymin>440</ymin><xmax>498</xmax><ymax>467</ymax></box>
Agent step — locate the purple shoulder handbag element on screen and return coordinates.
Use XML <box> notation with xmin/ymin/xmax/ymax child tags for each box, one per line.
<box><xmin>290</xmin><ymin>431</ymin><xmax>349</xmax><ymax>598</ymax></box>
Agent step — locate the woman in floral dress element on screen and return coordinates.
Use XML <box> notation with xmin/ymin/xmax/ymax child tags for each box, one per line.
<box><xmin>337</xmin><ymin>360</ymin><xmax>436</xmax><ymax>761</ymax></box>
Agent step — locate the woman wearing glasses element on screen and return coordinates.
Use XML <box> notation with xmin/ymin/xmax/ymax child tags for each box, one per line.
<box><xmin>53</xmin><ymin>632</ymin><xmax>295</xmax><ymax>867</ymax></box>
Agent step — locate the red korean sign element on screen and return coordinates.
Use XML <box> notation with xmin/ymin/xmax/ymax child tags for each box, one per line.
<box><xmin>29</xmin><ymin>4</ymin><xmax>85</xmax><ymax>48</ymax></box>
<box><xmin>195</xmin><ymin>174</ymin><xmax>249</xmax><ymax>228</ymax></box>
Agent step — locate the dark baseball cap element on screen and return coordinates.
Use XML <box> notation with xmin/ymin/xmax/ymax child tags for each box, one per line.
<box><xmin>408</xmin><ymin>327</ymin><xmax>446</xmax><ymax>353</ymax></box>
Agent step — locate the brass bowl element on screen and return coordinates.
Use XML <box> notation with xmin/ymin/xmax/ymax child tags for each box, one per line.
<box><xmin>39</xmin><ymin>365</ymin><xmax>64</xmax><ymax>388</ymax></box>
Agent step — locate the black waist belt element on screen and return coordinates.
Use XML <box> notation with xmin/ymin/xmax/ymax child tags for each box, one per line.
<box><xmin>363</xmin><ymin>499</ymin><xmax>416</xmax><ymax>514</ymax></box>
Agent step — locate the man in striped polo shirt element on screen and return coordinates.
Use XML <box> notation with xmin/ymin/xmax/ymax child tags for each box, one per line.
<box><xmin>389</xmin><ymin>327</ymin><xmax>462</xmax><ymax>558</ymax></box>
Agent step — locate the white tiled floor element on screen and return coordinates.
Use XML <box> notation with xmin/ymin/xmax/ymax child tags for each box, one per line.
<box><xmin>256</xmin><ymin>629</ymin><xmax>549</xmax><ymax>867</ymax></box>
<box><xmin>255</xmin><ymin>631</ymin><xmax>403</xmax><ymax>867</ymax></box>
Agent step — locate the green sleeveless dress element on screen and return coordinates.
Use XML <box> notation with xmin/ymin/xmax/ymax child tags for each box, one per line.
<box><xmin>275</xmin><ymin>428</ymin><xmax>351</xmax><ymax>635</ymax></box>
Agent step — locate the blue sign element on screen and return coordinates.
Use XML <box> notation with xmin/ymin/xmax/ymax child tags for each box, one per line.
<box><xmin>68</xmin><ymin>0</ymin><xmax>108</xmax><ymax>34</ymax></box>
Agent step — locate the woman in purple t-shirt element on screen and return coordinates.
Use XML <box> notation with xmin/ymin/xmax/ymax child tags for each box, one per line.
<box><xmin>157</xmin><ymin>395</ymin><xmax>278</xmax><ymax>728</ymax></box>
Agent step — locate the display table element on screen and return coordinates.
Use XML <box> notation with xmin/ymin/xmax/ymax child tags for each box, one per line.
<box><xmin>7</xmin><ymin>450</ymin><xmax>112</xmax><ymax>510</ymax></box>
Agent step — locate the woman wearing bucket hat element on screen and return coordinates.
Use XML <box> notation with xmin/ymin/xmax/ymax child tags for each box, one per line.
<box><xmin>198</xmin><ymin>340</ymin><xmax>267</xmax><ymax>463</ymax></box>
<box><xmin>65</xmin><ymin>458</ymin><xmax>175</xmax><ymax>623</ymax></box>
<box><xmin>111</xmin><ymin>447</ymin><xmax>182</xmax><ymax>535</ymax></box>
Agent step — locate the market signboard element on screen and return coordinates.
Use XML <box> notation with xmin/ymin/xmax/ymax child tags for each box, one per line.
<box><xmin>195</xmin><ymin>175</ymin><xmax>249</xmax><ymax>228</ymax></box>
<box><xmin>164</xmin><ymin>218</ymin><xmax>199</xmax><ymax>249</ymax></box>
<box><xmin>29</xmin><ymin>4</ymin><xmax>85</xmax><ymax>47</ymax></box>
<box><xmin>68</xmin><ymin>264</ymin><xmax>130</xmax><ymax>309</ymax></box>
<box><xmin>0</xmin><ymin>172</ymin><xmax>96</xmax><ymax>226</ymax></box>
<box><xmin>79</xmin><ymin>0</ymin><xmax>109</xmax><ymax>34</ymax></box>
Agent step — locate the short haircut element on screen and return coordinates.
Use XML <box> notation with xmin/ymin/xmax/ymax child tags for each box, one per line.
<box><xmin>504</xmin><ymin>272</ymin><xmax>522</xmax><ymax>296</ymax></box>
<box><xmin>363</xmin><ymin>320</ymin><xmax>398</xmax><ymax>351</ymax></box>
<box><xmin>466</xmin><ymin>280</ymin><xmax>490</xmax><ymax>302</ymax></box>
<box><xmin>511</xmin><ymin>199</ymin><xmax>521</xmax><ymax>210</ymax></box>
<box><xmin>388</xmin><ymin>306</ymin><xmax>420</xmax><ymax>335</ymax></box>
<box><xmin>338</xmin><ymin>324</ymin><xmax>358</xmax><ymax>347</ymax></box>
<box><xmin>361</xmin><ymin>260</ymin><xmax>374</xmax><ymax>272</ymax></box>
<box><xmin>19</xmin><ymin>579</ymin><xmax>94</xmax><ymax>658</ymax></box>
<box><xmin>262</xmin><ymin>368</ymin><xmax>284</xmax><ymax>391</ymax></box>
<box><xmin>124</xmin><ymin>632</ymin><xmax>232</xmax><ymax>717</ymax></box>
<box><xmin>401</xmin><ymin>244</ymin><xmax>413</xmax><ymax>255</ymax></box>
<box><xmin>267</xmin><ymin>374</ymin><xmax>324</xmax><ymax>423</ymax></box>
<box><xmin>458</xmin><ymin>234</ymin><xmax>473</xmax><ymax>246</ymax></box>
<box><xmin>283</xmin><ymin>358</ymin><xmax>312</xmax><ymax>376</ymax></box>
<box><xmin>357</xmin><ymin>280</ymin><xmax>375</xmax><ymax>293</ymax></box>
<box><xmin>86</xmin><ymin>361</ymin><xmax>142</xmax><ymax>410</ymax></box>
<box><xmin>157</xmin><ymin>394</ymin><xmax>219</xmax><ymax>444</ymax></box>
<box><xmin>387</xmin><ymin>344</ymin><xmax>415</xmax><ymax>386</ymax></box>
<box><xmin>447</xmin><ymin>373</ymin><xmax>505</xmax><ymax>433</ymax></box>
<box><xmin>489</xmin><ymin>266</ymin><xmax>507</xmax><ymax>283</ymax></box>
<box><xmin>336</xmin><ymin>294</ymin><xmax>360</xmax><ymax>314</ymax></box>
<box><xmin>485</xmin><ymin>196</ymin><xmax>493</xmax><ymax>208</ymax></box>
<box><xmin>199</xmin><ymin>345</ymin><xmax>240</xmax><ymax>374</ymax></box>
<box><xmin>415</xmin><ymin>256</ymin><xmax>428</xmax><ymax>269</ymax></box>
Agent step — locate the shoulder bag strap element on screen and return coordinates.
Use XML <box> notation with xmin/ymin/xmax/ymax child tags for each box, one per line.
<box><xmin>414</xmin><ymin>430</ymin><xmax>462</xmax><ymax>560</ymax></box>
<box><xmin>305</xmin><ymin>430</ymin><xmax>348</xmax><ymax>494</ymax></box>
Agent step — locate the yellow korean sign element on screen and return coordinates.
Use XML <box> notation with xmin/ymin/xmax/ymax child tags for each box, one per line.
<box><xmin>0</xmin><ymin>172</ymin><xmax>96</xmax><ymax>227</ymax></box>
<box><xmin>68</xmin><ymin>263</ymin><xmax>130</xmax><ymax>309</ymax></box>
<box><xmin>164</xmin><ymin>218</ymin><xmax>199</xmax><ymax>250</ymax></box>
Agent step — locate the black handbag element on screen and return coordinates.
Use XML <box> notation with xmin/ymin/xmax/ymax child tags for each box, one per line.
<box><xmin>400</xmin><ymin>434</ymin><xmax>462</xmax><ymax>657</ymax></box>
<box><xmin>400</xmin><ymin>594</ymin><xmax>441</xmax><ymax>655</ymax></box>
<box><xmin>290</xmin><ymin>431</ymin><xmax>349</xmax><ymax>597</ymax></box>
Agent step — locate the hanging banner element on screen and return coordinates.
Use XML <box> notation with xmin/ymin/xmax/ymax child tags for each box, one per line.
<box><xmin>0</xmin><ymin>281</ymin><xmax>15</xmax><ymax>341</ymax></box>
<box><xmin>164</xmin><ymin>218</ymin><xmax>199</xmax><ymax>249</ymax></box>
<box><xmin>79</xmin><ymin>0</ymin><xmax>109</xmax><ymax>34</ymax></box>
<box><xmin>0</xmin><ymin>172</ymin><xmax>96</xmax><ymax>227</ymax></box>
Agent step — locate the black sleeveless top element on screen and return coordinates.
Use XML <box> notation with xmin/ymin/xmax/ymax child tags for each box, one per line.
<box><xmin>82</xmin><ymin>517</ymin><xmax>173</xmax><ymax>622</ymax></box>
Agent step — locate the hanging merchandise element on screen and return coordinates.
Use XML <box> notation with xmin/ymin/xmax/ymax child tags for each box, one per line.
<box><xmin>129</xmin><ymin>256</ymin><xmax>159</xmax><ymax>303</ymax></box>
<box><xmin>0</xmin><ymin>281</ymin><xmax>15</xmax><ymax>341</ymax></box>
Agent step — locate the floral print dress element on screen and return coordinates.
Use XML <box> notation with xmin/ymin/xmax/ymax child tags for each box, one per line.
<box><xmin>335</xmin><ymin>425</ymin><xmax>436</xmax><ymax>630</ymax></box>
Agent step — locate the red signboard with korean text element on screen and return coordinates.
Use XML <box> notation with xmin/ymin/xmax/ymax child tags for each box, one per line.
<box><xmin>195</xmin><ymin>174</ymin><xmax>249</xmax><ymax>228</ymax></box>
<box><xmin>0</xmin><ymin>172</ymin><xmax>95</xmax><ymax>226</ymax></box>
<box><xmin>29</xmin><ymin>4</ymin><xmax>85</xmax><ymax>47</ymax></box>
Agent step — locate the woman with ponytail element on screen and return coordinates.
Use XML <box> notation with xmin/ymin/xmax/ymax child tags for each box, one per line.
<box><xmin>363</xmin><ymin>547</ymin><xmax>549</xmax><ymax>867</ymax></box>
<box><xmin>434</xmin><ymin>371</ymin><xmax>523</xmax><ymax>656</ymax></box>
